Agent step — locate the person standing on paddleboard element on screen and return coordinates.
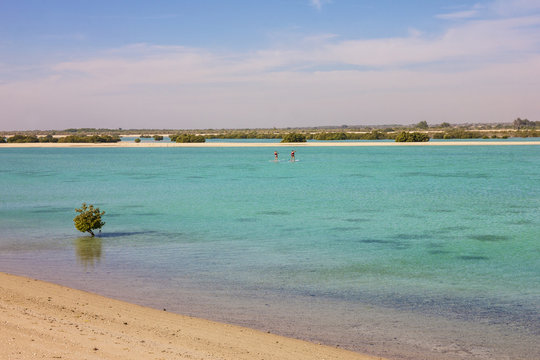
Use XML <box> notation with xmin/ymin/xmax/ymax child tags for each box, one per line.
<box><xmin>290</xmin><ymin>150</ymin><xmax>296</xmax><ymax>162</ymax></box>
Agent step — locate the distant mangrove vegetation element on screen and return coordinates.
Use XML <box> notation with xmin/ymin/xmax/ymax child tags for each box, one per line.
<box><xmin>170</xmin><ymin>133</ymin><xmax>206</xmax><ymax>143</ymax></box>
<box><xmin>395</xmin><ymin>131</ymin><xmax>430</xmax><ymax>142</ymax></box>
<box><xmin>309</xmin><ymin>130</ymin><xmax>389</xmax><ymax>140</ymax></box>
<box><xmin>4</xmin><ymin>134</ymin><xmax>121</xmax><ymax>143</ymax></box>
<box><xmin>205</xmin><ymin>131</ymin><xmax>282</xmax><ymax>139</ymax></box>
<box><xmin>1</xmin><ymin>118</ymin><xmax>538</xmax><ymax>143</ymax></box>
<box><xmin>59</xmin><ymin>135</ymin><xmax>121</xmax><ymax>143</ymax></box>
<box><xmin>281</xmin><ymin>133</ymin><xmax>307</xmax><ymax>142</ymax></box>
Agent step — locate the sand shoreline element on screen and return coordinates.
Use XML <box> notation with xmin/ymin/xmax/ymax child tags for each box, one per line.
<box><xmin>0</xmin><ymin>272</ymin><xmax>383</xmax><ymax>360</ymax></box>
<box><xmin>1</xmin><ymin>141</ymin><xmax>539</xmax><ymax>148</ymax></box>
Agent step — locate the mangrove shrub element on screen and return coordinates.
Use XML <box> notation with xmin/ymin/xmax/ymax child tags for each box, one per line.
<box><xmin>431</xmin><ymin>129</ymin><xmax>481</xmax><ymax>139</ymax></box>
<box><xmin>281</xmin><ymin>133</ymin><xmax>307</xmax><ymax>142</ymax></box>
<box><xmin>74</xmin><ymin>203</ymin><xmax>106</xmax><ymax>237</ymax></box>
<box><xmin>57</xmin><ymin>135</ymin><xmax>121</xmax><ymax>143</ymax></box>
<box><xmin>39</xmin><ymin>134</ymin><xmax>58</xmax><ymax>143</ymax></box>
<box><xmin>313</xmin><ymin>132</ymin><xmax>348</xmax><ymax>140</ymax></box>
<box><xmin>7</xmin><ymin>135</ymin><xmax>39</xmax><ymax>143</ymax></box>
<box><xmin>171</xmin><ymin>133</ymin><xmax>206</xmax><ymax>143</ymax></box>
<box><xmin>395</xmin><ymin>132</ymin><xmax>430</xmax><ymax>142</ymax></box>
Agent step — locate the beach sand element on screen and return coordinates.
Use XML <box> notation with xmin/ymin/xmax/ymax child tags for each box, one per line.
<box><xmin>0</xmin><ymin>272</ymin><xmax>383</xmax><ymax>360</ymax></box>
<box><xmin>1</xmin><ymin>141</ymin><xmax>539</xmax><ymax>148</ymax></box>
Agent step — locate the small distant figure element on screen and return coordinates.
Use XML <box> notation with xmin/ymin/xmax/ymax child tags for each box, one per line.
<box><xmin>274</xmin><ymin>151</ymin><xmax>279</xmax><ymax>160</ymax></box>
<box><xmin>290</xmin><ymin>150</ymin><xmax>296</xmax><ymax>162</ymax></box>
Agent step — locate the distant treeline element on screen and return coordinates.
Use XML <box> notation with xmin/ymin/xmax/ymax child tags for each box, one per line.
<box><xmin>284</xmin><ymin>129</ymin><xmax>539</xmax><ymax>142</ymax></box>
<box><xmin>431</xmin><ymin>129</ymin><xmax>539</xmax><ymax>139</ymax></box>
<box><xmin>307</xmin><ymin>131</ymin><xmax>390</xmax><ymax>140</ymax></box>
<box><xmin>2</xmin><ymin>123</ymin><xmax>539</xmax><ymax>145</ymax></box>
<box><xmin>169</xmin><ymin>133</ymin><xmax>206</xmax><ymax>143</ymax></box>
<box><xmin>513</xmin><ymin>118</ymin><xmax>539</xmax><ymax>129</ymax></box>
<box><xmin>3</xmin><ymin>118</ymin><xmax>539</xmax><ymax>138</ymax></box>
<box><xmin>205</xmin><ymin>131</ymin><xmax>282</xmax><ymax>139</ymax></box>
<box><xmin>395</xmin><ymin>132</ymin><xmax>430</xmax><ymax>142</ymax></box>
<box><xmin>277</xmin><ymin>131</ymin><xmax>429</xmax><ymax>142</ymax></box>
<box><xmin>1</xmin><ymin>134</ymin><xmax>121</xmax><ymax>143</ymax></box>
<box><xmin>281</xmin><ymin>133</ymin><xmax>307</xmax><ymax>142</ymax></box>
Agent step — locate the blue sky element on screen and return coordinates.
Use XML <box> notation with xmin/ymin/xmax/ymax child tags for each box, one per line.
<box><xmin>1</xmin><ymin>0</ymin><xmax>539</xmax><ymax>130</ymax></box>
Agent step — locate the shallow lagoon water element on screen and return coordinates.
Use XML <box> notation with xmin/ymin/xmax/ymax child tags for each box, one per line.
<box><xmin>1</xmin><ymin>145</ymin><xmax>539</xmax><ymax>359</ymax></box>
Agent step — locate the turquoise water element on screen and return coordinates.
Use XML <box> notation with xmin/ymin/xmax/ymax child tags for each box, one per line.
<box><xmin>1</xmin><ymin>146</ymin><xmax>539</xmax><ymax>359</ymax></box>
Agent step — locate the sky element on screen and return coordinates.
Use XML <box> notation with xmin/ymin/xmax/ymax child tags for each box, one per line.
<box><xmin>1</xmin><ymin>0</ymin><xmax>539</xmax><ymax>130</ymax></box>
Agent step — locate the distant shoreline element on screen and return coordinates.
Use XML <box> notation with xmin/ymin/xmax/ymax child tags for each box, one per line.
<box><xmin>1</xmin><ymin>141</ymin><xmax>539</xmax><ymax>148</ymax></box>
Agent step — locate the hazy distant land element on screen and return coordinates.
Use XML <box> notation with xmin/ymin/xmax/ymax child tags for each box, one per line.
<box><xmin>1</xmin><ymin>119</ymin><xmax>539</xmax><ymax>145</ymax></box>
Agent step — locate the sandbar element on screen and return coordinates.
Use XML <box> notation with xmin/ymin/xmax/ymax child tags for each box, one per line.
<box><xmin>1</xmin><ymin>141</ymin><xmax>539</xmax><ymax>148</ymax></box>
<box><xmin>0</xmin><ymin>272</ymin><xmax>383</xmax><ymax>360</ymax></box>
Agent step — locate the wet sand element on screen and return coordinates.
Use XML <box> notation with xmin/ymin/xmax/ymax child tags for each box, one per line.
<box><xmin>0</xmin><ymin>272</ymin><xmax>383</xmax><ymax>360</ymax></box>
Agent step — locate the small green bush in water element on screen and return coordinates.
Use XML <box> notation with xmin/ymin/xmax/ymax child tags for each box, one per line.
<box><xmin>281</xmin><ymin>133</ymin><xmax>307</xmax><ymax>142</ymax></box>
<box><xmin>134</xmin><ymin>138</ymin><xmax>141</xmax><ymax>143</ymax></box>
<box><xmin>74</xmin><ymin>203</ymin><xmax>105</xmax><ymax>237</ymax></box>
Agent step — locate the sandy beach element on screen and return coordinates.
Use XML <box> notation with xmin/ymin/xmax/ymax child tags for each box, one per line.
<box><xmin>1</xmin><ymin>141</ymin><xmax>539</xmax><ymax>148</ymax></box>
<box><xmin>0</xmin><ymin>272</ymin><xmax>383</xmax><ymax>360</ymax></box>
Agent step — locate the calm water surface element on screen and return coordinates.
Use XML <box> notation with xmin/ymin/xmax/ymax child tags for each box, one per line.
<box><xmin>1</xmin><ymin>146</ymin><xmax>539</xmax><ymax>359</ymax></box>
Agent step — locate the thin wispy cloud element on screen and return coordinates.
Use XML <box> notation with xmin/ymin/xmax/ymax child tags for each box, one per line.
<box><xmin>1</xmin><ymin>0</ymin><xmax>539</xmax><ymax>129</ymax></box>
<box><xmin>48</xmin><ymin>10</ymin><xmax>539</xmax><ymax>78</ymax></box>
<box><xmin>310</xmin><ymin>0</ymin><xmax>331</xmax><ymax>11</ymax></box>
<box><xmin>490</xmin><ymin>0</ymin><xmax>540</xmax><ymax>15</ymax></box>
<box><xmin>436</xmin><ymin>3</ymin><xmax>485</xmax><ymax>20</ymax></box>
<box><xmin>436</xmin><ymin>10</ymin><xmax>479</xmax><ymax>20</ymax></box>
